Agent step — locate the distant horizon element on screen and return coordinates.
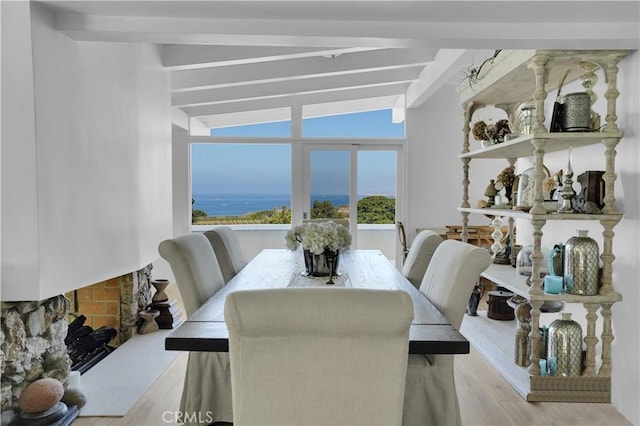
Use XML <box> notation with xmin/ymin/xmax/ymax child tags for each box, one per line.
<box><xmin>192</xmin><ymin>192</ymin><xmax>395</xmax><ymax>217</ymax></box>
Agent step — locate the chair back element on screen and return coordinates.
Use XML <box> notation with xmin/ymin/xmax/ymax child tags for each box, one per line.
<box><xmin>225</xmin><ymin>287</ymin><xmax>414</xmax><ymax>426</ymax></box>
<box><xmin>418</xmin><ymin>240</ymin><xmax>491</xmax><ymax>329</ymax></box>
<box><xmin>401</xmin><ymin>230</ymin><xmax>444</xmax><ymax>289</ymax></box>
<box><xmin>396</xmin><ymin>222</ymin><xmax>409</xmax><ymax>263</ymax></box>
<box><xmin>158</xmin><ymin>233</ymin><xmax>225</xmax><ymax>316</ymax></box>
<box><xmin>204</xmin><ymin>226</ymin><xmax>248</xmax><ymax>283</ymax></box>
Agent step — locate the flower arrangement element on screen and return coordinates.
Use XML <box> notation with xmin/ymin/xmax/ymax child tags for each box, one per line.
<box><xmin>472</xmin><ymin>119</ymin><xmax>511</xmax><ymax>143</ymax></box>
<box><xmin>285</xmin><ymin>221</ymin><xmax>352</xmax><ymax>255</ymax></box>
<box><xmin>496</xmin><ymin>165</ymin><xmax>516</xmax><ymax>188</ymax></box>
<box><xmin>496</xmin><ymin>164</ymin><xmax>516</xmax><ymax>204</ymax></box>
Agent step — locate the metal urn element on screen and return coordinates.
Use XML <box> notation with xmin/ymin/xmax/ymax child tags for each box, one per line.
<box><xmin>563</xmin><ymin>230</ymin><xmax>599</xmax><ymax>295</ymax></box>
<box><xmin>547</xmin><ymin>313</ymin><xmax>583</xmax><ymax>376</ymax></box>
<box><xmin>559</xmin><ymin>92</ymin><xmax>592</xmax><ymax>132</ymax></box>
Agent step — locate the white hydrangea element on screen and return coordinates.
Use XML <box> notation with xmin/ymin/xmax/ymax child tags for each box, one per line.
<box><xmin>285</xmin><ymin>221</ymin><xmax>352</xmax><ymax>255</ymax></box>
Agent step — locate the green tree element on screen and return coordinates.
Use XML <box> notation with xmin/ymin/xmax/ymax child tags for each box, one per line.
<box><xmin>357</xmin><ymin>195</ymin><xmax>395</xmax><ymax>224</ymax></box>
<box><xmin>311</xmin><ymin>200</ymin><xmax>337</xmax><ymax>218</ymax></box>
<box><xmin>192</xmin><ymin>209</ymin><xmax>207</xmax><ymax>224</ymax></box>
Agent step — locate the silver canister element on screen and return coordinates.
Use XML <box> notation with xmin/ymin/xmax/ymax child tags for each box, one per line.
<box><xmin>559</xmin><ymin>92</ymin><xmax>591</xmax><ymax>132</ymax></box>
<box><xmin>563</xmin><ymin>230</ymin><xmax>599</xmax><ymax>295</ymax></box>
<box><xmin>547</xmin><ymin>313</ymin><xmax>583</xmax><ymax>376</ymax></box>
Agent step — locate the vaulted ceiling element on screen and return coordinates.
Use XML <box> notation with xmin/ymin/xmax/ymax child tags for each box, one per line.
<box><xmin>38</xmin><ymin>1</ymin><xmax>639</xmax><ymax>129</ymax></box>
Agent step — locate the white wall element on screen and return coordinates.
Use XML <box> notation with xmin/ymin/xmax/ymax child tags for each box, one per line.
<box><xmin>404</xmin><ymin>85</ymin><xmax>505</xmax><ymax>244</ymax></box>
<box><xmin>405</xmin><ymin>53</ymin><xmax>639</xmax><ymax>424</ymax></box>
<box><xmin>1</xmin><ymin>2</ymin><xmax>173</xmax><ymax>300</ymax></box>
<box><xmin>605</xmin><ymin>51</ymin><xmax>639</xmax><ymax>425</ymax></box>
<box><xmin>1</xmin><ymin>1</ymin><xmax>40</xmax><ymax>294</ymax></box>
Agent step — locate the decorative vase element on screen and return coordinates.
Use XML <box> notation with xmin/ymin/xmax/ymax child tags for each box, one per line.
<box><xmin>514</xmin><ymin>302</ymin><xmax>532</xmax><ymax>367</ymax></box>
<box><xmin>138</xmin><ymin>309</ymin><xmax>160</xmax><ymax>334</ymax></box>
<box><xmin>563</xmin><ymin>230</ymin><xmax>599</xmax><ymax>295</ymax></box>
<box><xmin>466</xmin><ymin>285</ymin><xmax>483</xmax><ymax>316</ymax></box>
<box><xmin>547</xmin><ymin>313</ymin><xmax>583</xmax><ymax>376</ymax></box>
<box><xmin>548</xmin><ymin>243</ymin><xmax>564</xmax><ymax>277</ymax></box>
<box><xmin>518</xmin><ymin>103</ymin><xmax>536</xmax><ymax>135</ymax></box>
<box><xmin>303</xmin><ymin>249</ymin><xmax>340</xmax><ymax>277</ymax></box>
<box><xmin>559</xmin><ymin>92</ymin><xmax>592</xmax><ymax>132</ymax></box>
<box><xmin>151</xmin><ymin>279</ymin><xmax>170</xmax><ymax>303</ymax></box>
<box><xmin>504</xmin><ymin>185</ymin><xmax>513</xmax><ymax>205</ymax></box>
<box><xmin>486</xmin><ymin>290</ymin><xmax>515</xmax><ymax>320</ymax></box>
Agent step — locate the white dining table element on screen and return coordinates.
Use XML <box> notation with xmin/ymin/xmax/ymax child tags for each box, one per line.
<box><xmin>165</xmin><ymin>249</ymin><xmax>469</xmax><ymax>355</ymax></box>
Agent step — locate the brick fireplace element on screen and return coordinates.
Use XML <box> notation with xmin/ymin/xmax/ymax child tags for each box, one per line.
<box><xmin>64</xmin><ymin>264</ymin><xmax>154</xmax><ymax>346</ymax></box>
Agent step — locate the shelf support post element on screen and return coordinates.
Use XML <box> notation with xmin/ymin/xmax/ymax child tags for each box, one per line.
<box><xmin>530</xmin><ymin>139</ymin><xmax>548</xmax><ymax>215</ymax></box>
<box><xmin>599</xmin><ymin>302</ymin><xmax>614</xmax><ymax>377</ymax></box>
<box><xmin>528</xmin><ymin>218</ymin><xmax>546</xmax><ymax>298</ymax></box>
<box><xmin>601</xmin><ymin>53</ymin><xmax>626</xmax><ymax>133</ymax></box>
<box><xmin>527</xmin><ymin>299</ymin><xmax>544</xmax><ymax>376</ymax></box>
<box><xmin>461</xmin><ymin>102</ymin><xmax>475</xmax><ymax>243</ymax></box>
<box><xmin>506</xmin><ymin>157</ymin><xmax>517</xmax><ymax>253</ymax></box>
<box><xmin>583</xmin><ymin>303</ymin><xmax>599</xmax><ymax>376</ymax></box>
<box><xmin>528</xmin><ymin>54</ymin><xmax>550</xmax><ymax>133</ymax></box>
<box><xmin>599</xmin><ymin>218</ymin><xmax>620</xmax><ymax>296</ymax></box>
<box><xmin>601</xmin><ymin>138</ymin><xmax>620</xmax><ymax>215</ymax></box>
<box><xmin>578</xmin><ymin>61</ymin><xmax>601</xmax><ymax>130</ymax></box>
<box><xmin>462</xmin><ymin>101</ymin><xmax>474</xmax><ymax>155</ymax></box>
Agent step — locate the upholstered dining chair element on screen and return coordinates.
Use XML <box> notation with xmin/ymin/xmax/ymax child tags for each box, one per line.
<box><xmin>403</xmin><ymin>239</ymin><xmax>491</xmax><ymax>426</ymax></box>
<box><xmin>401</xmin><ymin>230</ymin><xmax>444</xmax><ymax>289</ymax></box>
<box><xmin>396</xmin><ymin>222</ymin><xmax>409</xmax><ymax>264</ymax></box>
<box><xmin>225</xmin><ymin>287</ymin><xmax>414</xmax><ymax>426</ymax></box>
<box><xmin>158</xmin><ymin>234</ymin><xmax>233</xmax><ymax>425</ymax></box>
<box><xmin>158</xmin><ymin>233</ymin><xmax>226</xmax><ymax>316</ymax></box>
<box><xmin>204</xmin><ymin>226</ymin><xmax>248</xmax><ymax>283</ymax></box>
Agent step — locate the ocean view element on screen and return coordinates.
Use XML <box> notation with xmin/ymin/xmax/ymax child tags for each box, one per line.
<box><xmin>193</xmin><ymin>193</ymin><xmax>352</xmax><ymax>217</ymax></box>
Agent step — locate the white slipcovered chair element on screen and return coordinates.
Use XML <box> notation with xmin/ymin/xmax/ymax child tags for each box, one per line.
<box><xmin>225</xmin><ymin>287</ymin><xmax>414</xmax><ymax>426</ymax></box>
<box><xmin>401</xmin><ymin>230</ymin><xmax>444</xmax><ymax>289</ymax></box>
<box><xmin>204</xmin><ymin>226</ymin><xmax>248</xmax><ymax>283</ymax></box>
<box><xmin>158</xmin><ymin>233</ymin><xmax>225</xmax><ymax>315</ymax></box>
<box><xmin>403</xmin><ymin>240</ymin><xmax>491</xmax><ymax>426</ymax></box>
<box><xmin>158</xmin><ymin>234</ymin><xmax>233</xmax><ymax>425</ymax></box>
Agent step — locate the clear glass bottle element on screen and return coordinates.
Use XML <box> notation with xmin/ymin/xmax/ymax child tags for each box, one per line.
<box><xmin>563</xmin><ymin>230</ymin><xmax>599</xmax><ymax>295</ymax></box>
<box><xmin>547</xmin><ymin>313</ymin><xmax>583</xmax><ymax>376</ymax></box>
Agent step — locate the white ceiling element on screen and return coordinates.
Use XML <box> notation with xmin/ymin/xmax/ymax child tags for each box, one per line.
<box><xmin>38</xmin><ymin>1</ymin><xmax>640</xmax><ymax>129</ymax></box>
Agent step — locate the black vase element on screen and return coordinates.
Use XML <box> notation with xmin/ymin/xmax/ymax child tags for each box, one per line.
<box><xmin>303</xmin><ymin>249</ymin><xmax>340</xmax><ymax>277</ymax></box>
<box><xmin>467</xmin><ymin>285</ymin><xmax>483</xmax><ymax>316</ymax></box>
<box><xmin>505</xmin><ymin>185</ymin><xmax>513</xmax><ymax>205</ymax></box>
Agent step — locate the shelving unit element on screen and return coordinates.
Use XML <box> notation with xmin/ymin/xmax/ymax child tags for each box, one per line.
<box><xmin>457</xmin><ymin>49</ymin><xmax>628</xmax><ymax>402</ymax></box>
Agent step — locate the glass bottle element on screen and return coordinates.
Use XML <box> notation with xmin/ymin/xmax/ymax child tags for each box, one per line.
<box><xmin>563</xmin><ymin>230</ymin><xmax>599</xmax><ymax>295</ymax></box>
<box><xmin>547</xmin><ymin>313</ymin><xmax>583</xmax><ymax>376</ymax></box>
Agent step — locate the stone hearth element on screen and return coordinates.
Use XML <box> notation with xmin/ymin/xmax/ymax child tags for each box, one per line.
<box><xmin>0</xmin><ymin>264</ymin><xmax>153</xmax><ymax>418</ymax></box>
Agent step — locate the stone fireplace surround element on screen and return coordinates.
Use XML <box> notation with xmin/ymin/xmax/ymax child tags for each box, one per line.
<box><xmin>0</xmin><ymin>265</ymin><xmax>153</xmax><ymax>418</ymax></box>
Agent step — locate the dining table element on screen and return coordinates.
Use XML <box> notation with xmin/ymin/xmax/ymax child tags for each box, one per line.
<box><xmin>165</xmin><ymin>248</ymin><xmax>469</xmax><ymax>355</ymax></box>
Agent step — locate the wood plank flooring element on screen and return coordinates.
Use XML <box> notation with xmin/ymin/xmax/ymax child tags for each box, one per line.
<box><xmin>74</xmin><ymin>347</ymin><xmax>630</xmax><ymax>426</ymax></box>
<box><xmin>73</xmin><ymin>283</ymin><xmax>631</xmax><ymax>426</ymax></box>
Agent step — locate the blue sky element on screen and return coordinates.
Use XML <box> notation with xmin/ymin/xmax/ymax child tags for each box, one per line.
<box><xmin>191</xmin><ymin>109</ymin><xmax>403</xmax><ymax>195</ymax></box>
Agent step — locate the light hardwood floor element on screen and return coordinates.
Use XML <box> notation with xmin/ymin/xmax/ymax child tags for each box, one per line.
<box><xmin>74</xmin><ymin>283</ymin><xmax>631</xmax><ymax>426</ymax></box>
<box><xmin>73</xmin><ymin>347</ymin><xmax>631</xmax><ymax>426</ymax></box>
